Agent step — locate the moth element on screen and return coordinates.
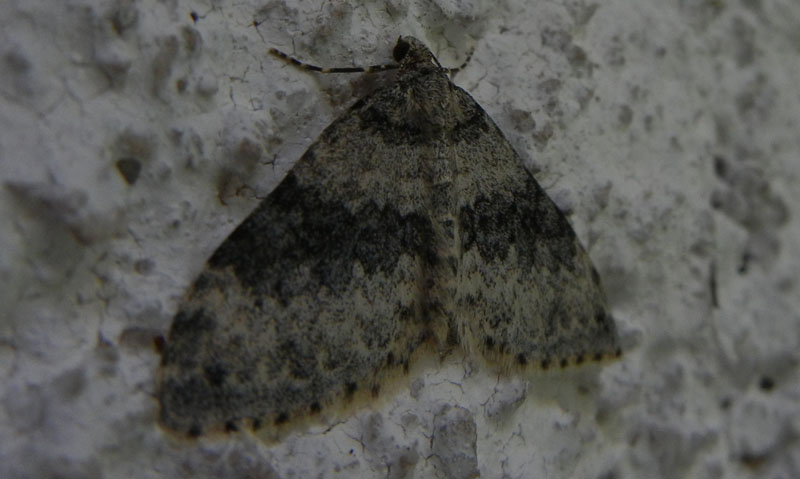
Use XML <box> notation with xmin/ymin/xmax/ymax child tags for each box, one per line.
<box><xmin>158</xmin><ymin>36</ymin><xmax>621</xmax><ymax>437</ymax></box>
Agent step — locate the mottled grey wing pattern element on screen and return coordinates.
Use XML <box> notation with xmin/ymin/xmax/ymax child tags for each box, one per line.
<box><xmin>447</xmin><ymin>86</ymin><xmax>620</xmax><ymax>368</ymax></box>
<box><xmin>158</xmin><ymin>36</ymin><xmax>620</xmax><ymax>437</ymax></box>
<box><xmin>158</xmin><ymin>54</ymin><xmax>457</xmax><ymax>436</ymax></box>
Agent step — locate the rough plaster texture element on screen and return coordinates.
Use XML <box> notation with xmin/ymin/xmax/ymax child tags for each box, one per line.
<box><xmin>1</xmin><ymin>0</ymin><xmax>798</xmax><ymax>478</ymax></box>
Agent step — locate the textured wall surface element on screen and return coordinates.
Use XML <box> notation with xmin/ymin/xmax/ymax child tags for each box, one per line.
<box><xmin>2</xmin><ymin>0</ymin><xmax>798</xmax><ymax>478</ymax></box>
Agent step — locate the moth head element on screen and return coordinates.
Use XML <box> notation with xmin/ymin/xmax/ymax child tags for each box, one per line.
<box><xmin>393</xmin><ymin>36</ymin><xmax>438</xmax><ymax>68</ymax></box>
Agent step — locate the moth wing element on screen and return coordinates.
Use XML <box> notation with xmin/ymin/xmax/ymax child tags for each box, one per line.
<box><xmin>158</xmin><ymin>90</ymin><xmax>440</xmax><ymax>436</ymax></box>
<box><xmin>451</xmin><ymin>87</ymin><xmax>621</xmax><ymax>368</ymax></box>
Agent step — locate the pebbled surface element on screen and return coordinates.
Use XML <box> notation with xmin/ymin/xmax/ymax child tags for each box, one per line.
<box><xmin>1</xmin><ymin>0</ymin><xmax>799</xmax><ymax>478</ymax></box>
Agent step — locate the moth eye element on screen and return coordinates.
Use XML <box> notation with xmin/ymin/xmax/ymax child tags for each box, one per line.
<box><xmin>393</xmin><ymin>38</ymin><xmax>410</xmax><ymax>62</ymax></box>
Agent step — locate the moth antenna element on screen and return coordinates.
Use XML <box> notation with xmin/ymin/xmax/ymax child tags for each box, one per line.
<box><xmin>446</xmin><ymin>47</ymin><xmax>474</xmax><ymax>75</ymax></box>
<box><xmin>268</xmin><ymin>48</ymin><xmax>400</xmax><ymax>74</ymax></box>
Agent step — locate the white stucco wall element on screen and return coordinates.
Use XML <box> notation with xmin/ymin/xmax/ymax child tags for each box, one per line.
<box><xmin>1</xmin><ymin>0</ymin><xmax>798</xmax><ymax>478</ymax></box>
